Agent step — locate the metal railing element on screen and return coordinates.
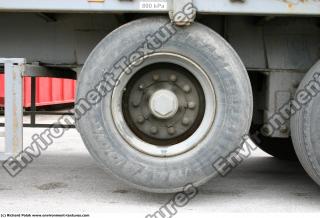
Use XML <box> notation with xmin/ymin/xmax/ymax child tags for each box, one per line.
<box><xmin>0</xmin><ymin>59</ymin><xmax>76</xmax><ymax>161</ymax></box>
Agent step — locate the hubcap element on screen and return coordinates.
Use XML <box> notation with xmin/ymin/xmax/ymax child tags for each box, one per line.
<box><xmin>149</xmin><ymin>89</ymin><xmax>179</xmax><ymax>119</ymax></box>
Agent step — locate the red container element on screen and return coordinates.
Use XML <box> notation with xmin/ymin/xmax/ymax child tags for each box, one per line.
<box><xmin>0</xmin><ymin>74</ymin><xmax>76</xmax><ymax>107</ymax></box>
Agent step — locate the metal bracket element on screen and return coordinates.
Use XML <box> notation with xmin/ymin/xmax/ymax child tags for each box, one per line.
<box><xmin>24</xmin><ymin>64</ymin><xmax>77</xmax><ymax>79</ymax></box>
<box><xmin>0</xmin><ymin>58</ymin><xmax>25</xmax><ymax>161</ymax></box>
<box><xmin>169</xmin><ymin>0</ymin><xmax>196</xmax><ymax>26</ymax></box>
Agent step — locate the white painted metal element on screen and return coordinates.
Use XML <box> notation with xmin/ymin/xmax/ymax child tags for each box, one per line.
<box><xmin>0</xmin><ymin>58</ymin><xmax>24</xmax><ymax>161</ymax></box>
<box><xmin>169</xmin><ymin>0</ymin><xmax>195</xmax><ymax>25</ymax></box>
<box><xmin>0</xmin><ymin>0</ymin><xmax>319</xmax><ymax>16</ymax></box>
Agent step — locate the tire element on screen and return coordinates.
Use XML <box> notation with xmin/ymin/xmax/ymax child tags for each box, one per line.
<box><xmin>76</xmin><ymin>17</ymin><xmax>253</xmax><ymax>193</ymax></box>
<box><xmin>291</xmin><ymin>60</ymin><xmax>320</xmax><ymax>186</ymax></box>
<box><xmin>250</xmin><ymin>126</ymin><xmax>297</xmax><ymax>160</ymax></box>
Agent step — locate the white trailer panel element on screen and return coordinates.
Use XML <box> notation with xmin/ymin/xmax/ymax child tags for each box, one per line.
<box><xmin>0</xmin><ymin>0</ymin><xmax>319</xmax><ymax>16</ymax></box>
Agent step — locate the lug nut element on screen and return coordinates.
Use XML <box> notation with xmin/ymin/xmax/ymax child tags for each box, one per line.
<box><xmin>183</xmin><ymin>85</ymin><xmax>191</xmax><ymax>93</ymax></box>
<box><xmin>168</xmin><ymin>127</ymin><xmax>176</xmax><ymax>135</ymax></box>
<box><xmin>150</xmin><ymin>126</ymin><xmax>158</xmax><ymax>135</ymax></box>
<box><xmin>280</xmin><ymin>125</ymin><xmax>288</xmax><ymax>134</ymax></box>
<box><xmin>137</xmin><ymin>116</ymin><xmax>144</xmax><ymax>124</ymax></box>
<box><xmin>188</xmin><ymin>101</ymin><xmax>196</xmax><ymax>109</ymax></box>
<box><xmin>132</xmin><ymin>101</ymin><xmax>139</xmax><ymax>107</ymax></box>
<box><xmin>182</xmin><ymin>117</ymin><xmax>190</xmax><ymax>126</ymax></box>
<box><xmin>169</xmin><ymin>74</ymin><xmax>177</xmax><ymax>82</ymax></box>
<box><xmin>152</xmin><ymin>74</ymin><xmax>160</xmax><ymax>81</ymax></box>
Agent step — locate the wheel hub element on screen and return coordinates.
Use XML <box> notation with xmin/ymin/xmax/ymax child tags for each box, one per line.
<box><xmin>122</xmin><ymin>63</ymin><xmax>206</xmax><ymax>145</ymax></box>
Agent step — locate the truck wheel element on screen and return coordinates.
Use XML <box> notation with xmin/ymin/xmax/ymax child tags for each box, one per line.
<box><xmin>291</xmin><ymin>60</ymin><xmax>320</xmax><ymax>186</ymax></box>
<box><xmin>76</xmin><ymin>17</ymin><xmax>253</xmax><ymax>193</ymax></box>
<box><xmin>250</xmin><ymin>126</ymin><xmax>297</xmax><ymax>160</ymax></box>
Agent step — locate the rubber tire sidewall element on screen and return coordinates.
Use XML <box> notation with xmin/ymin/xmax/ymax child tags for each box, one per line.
<box><xmin>291</xmin><ymin>60</ymin><xmax>320</xmax><ymax>186</ymax></box>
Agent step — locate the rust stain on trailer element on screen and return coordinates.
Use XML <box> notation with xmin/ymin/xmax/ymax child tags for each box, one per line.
<box><xmin>87</xmin><ymin>0</ymin><xmax>105</xmax><ymax>2</ymax></box>
<box><xmin>280</xmin><ymin>0</ymin><xmax>320</xmax><ymax>9</ymax></box>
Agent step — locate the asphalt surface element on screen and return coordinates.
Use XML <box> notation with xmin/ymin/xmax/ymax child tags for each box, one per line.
<box><xmin>0</xmin><ymin>117</ymin><xmax>320</xmax><ymax>215</ymax></box>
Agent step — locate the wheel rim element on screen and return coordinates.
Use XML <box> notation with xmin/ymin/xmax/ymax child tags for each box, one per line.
<box><xmin>111</xmin><ymin>53</ymin><xmax>216</xmax><ymax>157</ymax></box>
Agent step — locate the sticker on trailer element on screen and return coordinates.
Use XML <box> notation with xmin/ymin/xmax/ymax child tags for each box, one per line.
<box><xmin>140</xmin><ymin>1</ymin><xmax>168</xmax><ymax>10</ymax></box>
